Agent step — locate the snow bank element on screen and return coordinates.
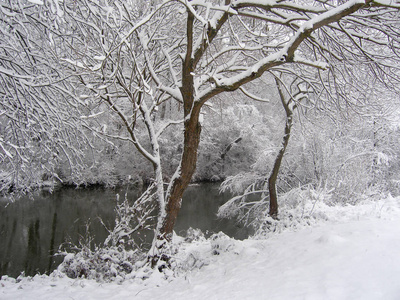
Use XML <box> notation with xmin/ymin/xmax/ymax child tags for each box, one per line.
<box><xmin>1</xmin><ymin>196</ymin><xmax>400</xmax><ymax>300</ymax></box>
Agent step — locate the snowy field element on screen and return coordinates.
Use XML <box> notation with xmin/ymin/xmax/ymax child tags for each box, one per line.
<box><xmin>1</xmin><ymin>196</ymin><xmax>400</xmax><ymax>300</ymax></box>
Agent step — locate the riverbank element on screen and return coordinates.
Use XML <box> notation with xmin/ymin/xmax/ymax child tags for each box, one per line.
<box><xmin>0</xmin><ymin>183</ymin><xmax>249</xmax><ymax>278</ymax></box>
<box><xmin>2</xmin><ymin>195</ymin><xmax>400</xmax><ymax>299</ymax></box>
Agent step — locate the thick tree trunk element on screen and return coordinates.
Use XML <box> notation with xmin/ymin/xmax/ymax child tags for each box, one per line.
<box><xmin>150</xmin><ymin>112</ymin><xmax>201</xmax><ymax>268</ymax></box>
<box><xmin>159</xmin><ymin>110</ymin><xmax>202</xmax><ymax>239</ymax></box>
<box><xmin>150</xmin><ymin>11</ymin><xmax>203</xmax><ymax>267</ymax></box>
<box><xmin>157</xmin><ymin>10</ymin><xmax>199</xmax><ymax>241</ymax></box>
<box><xmin>150</xmin><ymin>104</ymin><xmax>202</xmax><ymax>269</ymax></box>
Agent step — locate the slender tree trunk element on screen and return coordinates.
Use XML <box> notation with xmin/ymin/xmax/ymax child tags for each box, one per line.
<box><xmin>268</xmin><ymin>78</ymin><xmax>294</xmax><ymax>218</ymax></box>
<box><xmin>268</xmin><ymin>114</ymin><xmax>292</xmax><ymax>218</ymax></box>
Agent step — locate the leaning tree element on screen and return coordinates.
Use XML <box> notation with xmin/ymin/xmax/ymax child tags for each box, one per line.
<box><xmin>3</xmin><ymin>0</ymin><xmax>400</xmax><ymax>267</ymax></box>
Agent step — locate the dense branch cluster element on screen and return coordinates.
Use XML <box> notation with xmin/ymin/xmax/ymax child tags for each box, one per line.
<box><xmin>0</xmin><ymin>1</ymin><xmax>92</xmax><ymax>193</ymax></box>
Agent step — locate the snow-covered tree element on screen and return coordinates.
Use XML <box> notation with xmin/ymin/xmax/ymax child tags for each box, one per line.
<box><xmin>4</xmin><ymin>0</ymin><xmax>400</xmax><ymax>267</ymax></box>
<box><xmin>120</xmin><ymin>0</ymin><xmax>400</xmax><ymax>264</ymax></box>
<box><xmin>0</xmin><ymin>0</ymin><xmax>92</xmax><ymax>194</ymax></box>
<box><xmin>218</xmin><ymin>75</ymin><xmax>400</xmax><ymax>228</ymax></box>
<box><xmin>217</xmin><ymin>73</ymin><xmax>307</xmax><ymax>220</ymax></box>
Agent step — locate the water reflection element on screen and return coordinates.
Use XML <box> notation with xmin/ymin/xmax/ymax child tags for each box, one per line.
<box><xmin>0</xmin><ymin>187</ymin><xmax>119</xmax><ymax>278</ymax></box>
<box><xmin>176</xmin><ymin>183</ymin><xmax>251</xmax><ymax>239</ymax></box>
<box><xmin>0</xmin><ymin>183</ymin><xmax>252</xmax><ymax>278</ymax></box>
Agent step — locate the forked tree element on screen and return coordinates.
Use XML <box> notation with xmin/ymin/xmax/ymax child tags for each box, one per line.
<box><xmin>119</xmin><ymin>0</ymin><xmax>400</xmax><ymax>265</ymax></box>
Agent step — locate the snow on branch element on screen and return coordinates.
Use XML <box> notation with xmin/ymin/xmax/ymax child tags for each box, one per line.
<box><xmin>235</xmin><ymin>10</ymin><xmax>307</xmax><ymax>25</ymax></box>
<box><xmin>372</xmin><ymin>0</ymin><xmax>400</xmax><ymax>7</ymax></box>
<box><xmin>0</xmin><ymin>139</ymin><xmax>13</xmax><ymax>159</ymax></box>
<box><xmin>210</xmin><ymin>51</ymin><xmax>283</xmax><ymax>90</ymax></box>
<box><xmin>232</xmin><ymin>0</ymin><xmax>327</xmax><ymax>14</ymax></box>
<box><xmin>293</xmin><ymin>54</ymin><xmax>329</xmax><ymax>70</ymax></box>
<box><xmin>190</xmin><ymin>1</ymin><xmax>238</xmax><ymax>14</ymax></box>
<box><xmin>115</xmin><ymin>1</ymin><xmax>174</xmax><ymax>51</ymax></box>
<box><xmin>0</xmin><ymin>66</ymin><xmax>33</xmax><ymax>79</ymax></box>
<box><xmin>176</xmin><ymin>0</ymin><xmax>207</xmax><ymax>25</ymax></box>
<box><xmin>239</xmin><ymin>86</ymin><xmax>271</xmax><ymax>103</ymax></box>
<box><xmin>156</xmin><ymin>119</ymin><xmax>185</xmax><ymax>139</ymax></box>
<box><xmin>61</xmin><ymin>58</ymin><xmax>86</xmax><ymax>69</ymax></box>
<box><xmin>195</xmin><ymin>0</ymin><xmax>389</xmax><ymax>105</ymax></box>
<box><xmin>138</xmin><ymin>34</ymin><xmax>183</xmax><ymax>102</ymax></box>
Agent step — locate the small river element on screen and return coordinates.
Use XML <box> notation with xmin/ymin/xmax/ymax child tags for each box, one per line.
<box><xmin>0</xmin><ymin>183</ymin><xmax>252</xmax><ymax>278</ymax></box>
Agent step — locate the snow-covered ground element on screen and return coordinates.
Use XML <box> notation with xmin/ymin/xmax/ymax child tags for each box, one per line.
<box><xmin>1</xmin><ymin>196</ymin><xmax>400</xmax><ymax>300</ymax></box>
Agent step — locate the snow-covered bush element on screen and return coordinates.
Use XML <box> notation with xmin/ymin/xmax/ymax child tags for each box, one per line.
<box><xmin>59</xmin><ymin>245</ymin><xmax>145</xmax><ymax>282</ymax></box>
<box><xmin>104</xmin><ymin>185</ymin><xmax>157</xmax><ymax>248</ymax></box>
<box><xmin>252</xmin><ymin>185</ymin><xmax>333</xmax><ymax>235</ymax></box>
<box><xmin>218</xmin><ymin>183</ymin><xmax>359</xmax><ymax>235</ymax></box>
<box><xmin>195</xmin><ymin>99</ymin><xmax>272</xmax><ymax>181</ymax></box>
<box><xmin>58</xmin><ymin>221</ymin><xmax>150</xmax><ymax>283</ymax></box>
<box><xmin>170</xmin><ymin>230</ymin><xmax>242</xmax><ymax>275</ymax></box>
<box><xmin>59</xmin><ymin>186</ymin><xmax>157</xmax><ymax>282</ymax></box>
<box><xmin>210</xmin><ymin>232</ymin><xmax>237</xmax><ymax>255</ymax></box>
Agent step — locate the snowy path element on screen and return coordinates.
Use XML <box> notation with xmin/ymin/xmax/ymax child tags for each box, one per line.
<box><xmin>1</xmin><ymin>197</ymin><xmax>400</xmax><ymax>300</ymax></box>
<box><xmin>133</xmin><ymin>218</ymin><xmax>400</xmax><ymax>300</ymax></box>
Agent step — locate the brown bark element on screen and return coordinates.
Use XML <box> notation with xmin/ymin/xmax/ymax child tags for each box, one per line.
<box><xmin>268</xmin><ymin>115</ymin><xmax>292</xmax><ymax>218</ymax></box>
<box><xmin>268</xmin><ymin>78</ymin><xmax>294</xmax><ymax>218</ymax></box>
<box><xmin>156</xmin><ymin>5</ymin><xmax>232</xmax><ymax>241</ymax></box>
<box><xmin>157</xmin><ymin>11</ymin><xmax>202</xmax><ymax>241</ymax></box>
<box><xmin>159</xmin><ymin>107</ymin><xmax>202</xmax><ymax>239</ymax></box>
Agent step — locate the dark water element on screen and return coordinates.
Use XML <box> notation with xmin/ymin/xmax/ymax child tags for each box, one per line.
<box><xmin>0</xmin><ymin>183</ymin><xmax>251</xmax><ymax>278</ymax></box>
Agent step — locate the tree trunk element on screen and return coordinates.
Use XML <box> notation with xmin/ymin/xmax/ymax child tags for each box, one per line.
<box><xmin>150</xmin><ymin>11</ymin><xmax>203</xmax><ymax>267</ymax></box>
<box><xmin>268</xmin><ymin>78</ymin><xmax>294</xmax><ymax>218</ymax></box>
<box><xmin>157</xmin><ymin>10</ymin><xmax>199</xmax><ymax>241</ymax></box>
<box><xmin>159</xmin><ymin>109</ymin><xmax>202</xmax><ymax>239</ymax></box>
<box><xmin>268</xmin><ymin>116</ymin><xmax>292</xmax><ymax>218</ymax></box>
<box><xmin>150</xmin><ymin>104</ymin><xmax>202</xmax><ymax>268</ymax></box>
